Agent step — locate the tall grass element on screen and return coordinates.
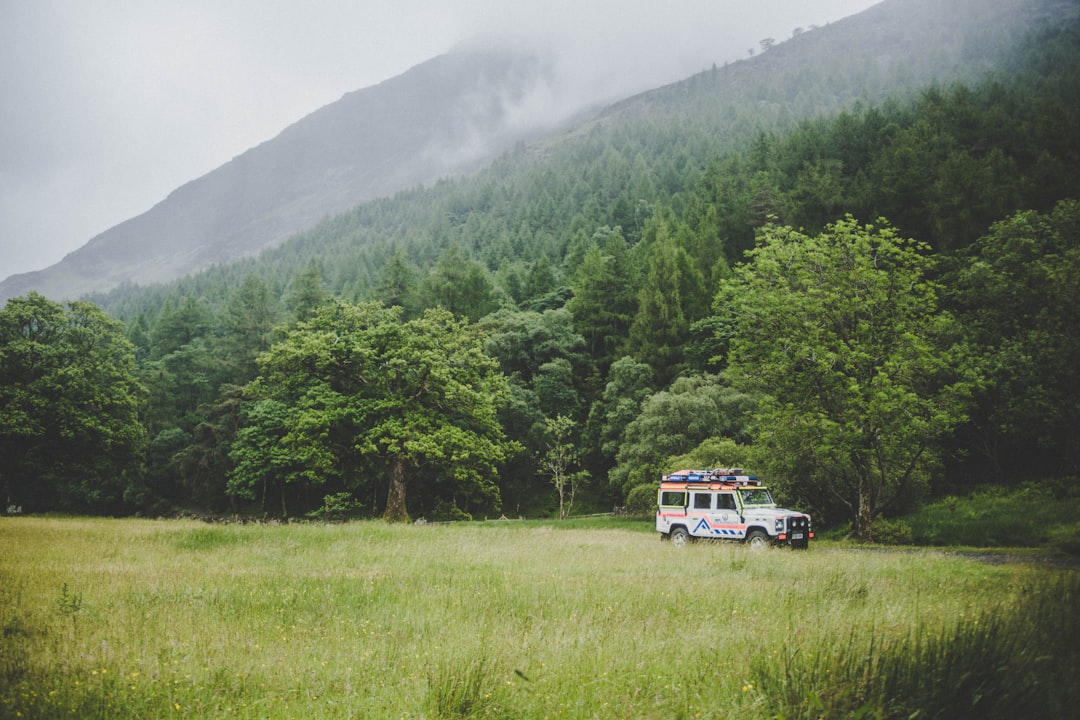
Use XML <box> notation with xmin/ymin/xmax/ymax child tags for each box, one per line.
<box><xmin>754</xmin><ymin>574</ymin><xmax>1078</xmax><ymax>719</ymax></box>
<box><xmin>1</xmin><ymin>517</ymin><xmax>1076</xmax><ymax>719</ymax></box>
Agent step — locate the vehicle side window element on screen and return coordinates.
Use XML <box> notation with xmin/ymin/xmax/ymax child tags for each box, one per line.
<box><xmin>693</xmin><ymin>493</ymin><xmax>711</xmax><ymax>510</ymax></box>
<box><xmin>659</xmin><ymin>491</ymin><xmax>687</xmax><ymax>508</ymax></box>
<box><xmin>718</xmin><ymin>493</ymin><xmax>737</xmax><ymax>510</ymax></box>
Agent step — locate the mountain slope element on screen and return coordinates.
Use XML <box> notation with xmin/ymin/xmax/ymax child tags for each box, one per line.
<box><xmin>3</xmin><ymin>0</ymin><xmax>1068</xmax><ymax>305</ymax></box>
<box><xmin>0</xmin><ymin>47</ymin><xmax>585</xmax><ymax>302</ymax></box>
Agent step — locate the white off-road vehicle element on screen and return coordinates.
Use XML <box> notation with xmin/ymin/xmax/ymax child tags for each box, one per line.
<box><xmin>656</xmin><ymin>468</ymin><xmax>813</xmax><ymax>549</ymax></box>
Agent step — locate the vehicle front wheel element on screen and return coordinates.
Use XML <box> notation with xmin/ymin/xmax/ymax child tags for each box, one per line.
<box><xmin>745</xmin><ymin>530</ymin><xmax>769</xmax><ymax>550</ymax></box>
<box><xmin>670</xmin><ymin>527</ymin><xmax>691</xmax><ymax>547</ymax></box>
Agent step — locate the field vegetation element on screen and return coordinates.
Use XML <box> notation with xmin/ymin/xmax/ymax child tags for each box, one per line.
<box><xmin>901</xmin><ymin>481</ymin><xmax>1080</xmax><ymax>555</ymax></box>
<box><xmin>2</xmin><ymin>517</ymin><xmax>1077</xmax><ymax>719</ymax></box>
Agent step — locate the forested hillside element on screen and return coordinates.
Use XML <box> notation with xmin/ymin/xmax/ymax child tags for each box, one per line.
<box><xmin>2</xmin><ymin>0</ymin><xmax>1078</xmax><ymax>539</ymax></box>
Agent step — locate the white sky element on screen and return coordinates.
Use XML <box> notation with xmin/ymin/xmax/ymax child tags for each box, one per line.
<box><xmin>0</xmin><ymin>0</ymin><xmax>879</xmax><ymax>279</ymax></box>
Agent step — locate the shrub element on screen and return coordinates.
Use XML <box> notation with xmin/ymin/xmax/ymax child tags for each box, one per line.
<box><xmin>431</xmin><ymin>501</ymin><xmax>472</xmax><ymax>522</ymax></box>
<box><xmin>872</xmin><ymin>516</ymin><xmax>914</xmax><ymax>545</ymax></box>
<box><xmin>625</xmin><ymin>483</ymin><xmax>658</xmax><ymax>516</ymax></box>
<box><xmin>305</xmin><ymin>492</ymin><xmax>364</xmax><ymax>522</ymax></box>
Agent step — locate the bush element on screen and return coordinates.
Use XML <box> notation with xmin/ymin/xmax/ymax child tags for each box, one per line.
<box><xmin>306</xmin><ymin>492</ymin><xmax>364</xmax><ymax>522</ymax></box>
<box><xmin>872</xmin><ymin>516</ymin><xmax>914</xmax><ymax>545</ymax></box>
<box><xmin>625</xmin><ymin>483</ymin><xmax>659</xmax><ymax>516</ymax></box>
<box><xmin>431</xmin><ymin>501</ymin><xmax>472</xmax><ymax>522</ymax></box>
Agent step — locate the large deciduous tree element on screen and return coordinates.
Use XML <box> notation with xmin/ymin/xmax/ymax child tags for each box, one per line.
<box><xmin>718</xmin><ymin>217</ymin><xmax>971</xmax><ymax>539</ymax></box>
<box><xmin>0</xmin><ymin>293</ymin><xmax>146</xmax><ymax>512</ymax></box>
<box><xmin>229</xmin><ymin>301</ymin><xmax>516</xmax><ymax>521</ymax></box>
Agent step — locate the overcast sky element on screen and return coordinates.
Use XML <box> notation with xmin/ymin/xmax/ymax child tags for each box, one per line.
<box><xmin>0</xmin><ymin>0</ymin><xmax>879</xmax><ymax>279</ymax></box>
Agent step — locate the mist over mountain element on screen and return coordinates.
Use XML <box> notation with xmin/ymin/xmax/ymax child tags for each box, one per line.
<box><xmin>0</xmin><ymin>0</ymin><xmax>1067</xmax><ymax>303</ymax></box>
<box><xmin>0</xmin><ymin>46</ymin><xmax>593</xmax><ymax>302</ymax></box>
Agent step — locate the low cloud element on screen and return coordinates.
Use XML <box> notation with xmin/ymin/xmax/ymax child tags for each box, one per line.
<box><xmin>0</xmin><ymin>0</ymin><xmax>878</xmax><ymax>279</ymax></box>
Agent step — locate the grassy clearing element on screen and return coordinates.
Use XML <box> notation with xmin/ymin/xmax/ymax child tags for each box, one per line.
<box><xmin>1</xmin><ymin>517</ymin><xmax>1077</xmax><ymax>719</ymax></box>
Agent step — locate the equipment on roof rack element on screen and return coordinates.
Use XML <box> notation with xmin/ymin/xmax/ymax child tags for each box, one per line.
<box><xmin>662</xmin><ymin>468</ymin><xmax>760</xmax><ymax>485</ymax></box>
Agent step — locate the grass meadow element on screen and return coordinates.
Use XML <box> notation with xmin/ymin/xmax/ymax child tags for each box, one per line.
<box><xmin>1</xmin><ymin>517</ymin><xmax>1077</xmax><ymax>719</ymax></box>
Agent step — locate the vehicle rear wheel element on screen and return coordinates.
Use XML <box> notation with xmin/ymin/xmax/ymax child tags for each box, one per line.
<box><xmin>745</xmin><ymin>530</ymin><xmax>769</xmax><ymax>550</ymax></box>
<box><xmin>670</xmin><ymin>527</ymin><xmax>691</xmax><ymax>547</ymax></box>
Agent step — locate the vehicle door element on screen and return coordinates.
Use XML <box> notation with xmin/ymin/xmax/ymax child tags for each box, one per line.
<box><xmin>688</xmin><ymin>490</ymin><xmax>714</xmax><ymax>537</ymax></box>
<box><xmin>710</xmin><ymin>491</ymin><xmax>746</xmax><ymax>540</ymax></box>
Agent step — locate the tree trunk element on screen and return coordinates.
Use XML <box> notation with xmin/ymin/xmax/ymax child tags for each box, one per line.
<box><xmin>555</xmin><ymin>470</ymin><xmax>566</xmax><ymax>519</ymax></box>
<box><xmin>383</xmin><ymin>458</ymin><xmax>410</xmax><ymax>523</ymax></box>
<box><xmin>855</xmin><ymin>473</ymin><xmax>874</xmax><ymax>541</ymax></box>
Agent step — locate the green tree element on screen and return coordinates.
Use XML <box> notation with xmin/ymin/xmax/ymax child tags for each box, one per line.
<box><xmin>480</xmin><ymin>308</ymin><xmax>592</xmax><ymax>386</ymax></box>
<box><xmin>540</xmin><ymin>415</ymin><xmax>589</xmax><ymax>519</ymax></box>
<box><xmin>172</xmin><ymin>385</ymin><xmax>243</xmax><ymax>511</ymax></box>
<box><xmin>286</xmin><ymin>264</ymin><xmax>329</xmax><ymax>322</ymax></box>
<box><xmin>149</xmin><ymin>295</ymin><xmax>210</xmax><ymax>360</ymax></box>
<box><xmin>0</xmin><ymin>293</ymin><xmax>146</xmax><ymax>512</ymax></box>
<box><xmin>585</xmin><ymin>356</ymin><xmax>655</xmax><ymax>472</ymax></box>
<box><xmin>216</xmin><ymin>274</ymin><xmax>278</xmax><ymax>384</ymax></box>
<box><xmin>629</xmin><ymin>223</ymin><xmax>708</xmax><ymax>383</ymax></box>
<box><xmin>567</xmin><ymin>229</ymin><xmax>637</xmax><ymax>372</ymax></box>
<box><xmin>373</xmin><ymin>248</ymin><xmax>418</xmax><ymax>314</ymax></box>
<box><xmin>946</xmin><ymin>200</ymin><xmax>1080</xmax><ymax>480</ymax></box>
<box><xmin>609</xmin><ymin>374</ymin><xmax>749</xmax><ymax>497</ymax></box>
<box><xmin>228</xmin><ymin>399</ymin><xmax>304</xmax><ymax>516</ymax></box>
<box><xmin>232</xmin><ymin>302</ymin><xmax>517</xmax><ymax>521</ymax></box>
<box><xmin>718</xmin><ymin>218</ymin><xmax>972</xmax><ymax>539</ymax></box>
<box><xmin>419</xmin><ymin>246</ymin><xmax>499</xmax><ymax>322</ymax></box>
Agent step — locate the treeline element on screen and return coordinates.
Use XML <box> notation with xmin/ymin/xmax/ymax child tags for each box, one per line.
<box><xmin>3</xmin><ymin>16</ymin><xmax>1078</xmax><ymax>534</ymax></box>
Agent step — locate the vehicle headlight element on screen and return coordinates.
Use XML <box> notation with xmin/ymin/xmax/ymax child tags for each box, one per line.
<box><xmin>775</xmin><ymin>517</ymin><xmax>785</xmax><ymax>532</ymax></box>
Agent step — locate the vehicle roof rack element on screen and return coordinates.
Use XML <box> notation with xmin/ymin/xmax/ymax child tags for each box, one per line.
<box><xmin>662</xmin><ymin>468</ymin><xmax>760</xmax><ymax>485</ymax></box>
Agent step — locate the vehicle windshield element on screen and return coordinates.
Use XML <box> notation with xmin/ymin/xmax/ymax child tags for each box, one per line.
<box><xmin>739</xmin><ymin>488</ymin><xmax>775</xmax><ymax>507</ymax></box>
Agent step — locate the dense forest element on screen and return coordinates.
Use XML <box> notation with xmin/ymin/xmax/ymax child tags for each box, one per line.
<box><xmin>2</xmin><ymin>6</ymin><xmax>1078</xmax><ymax>539</ymax></box>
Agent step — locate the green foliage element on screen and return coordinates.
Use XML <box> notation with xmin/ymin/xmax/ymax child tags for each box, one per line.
<box><xmin>418</xmin><ymin>245</ymin><xmax>499</xmax><ymax>322</ymax></box>
<box><xmin>629</xmin><ymin>220</ymin><xmax>709</xmax><ymax>383</ymax></box>
<box><xmin>539</xmin><ymin>415</ymin><xmax>589</xmax><ymax>519</ymax></box>
<box><xmin>609</xmin><ymin>374</ymin><xmax>753</xmax><ymax>496</ymax></box>
<box><xmin>567</xmin><ymin>230</ymin><xmax>638</xmax><ymax>372</ymax></box>
<box><xmin>0</xmin><ymin>293</ymin><xmax>146</xmax><ymax>512</ymax></box>
<box><xmin>900</xmin><ymin>481</ymin><xmax>1080</xmax><ymax>552</ymax></box>
<box><xmin>216</xmin><ymin>275</ymin><xmax>278</xmax><ymax>384</ymax></box>
<box><xmin>624</xmin><ymin>483</ymin><xmax>658</xmax><ymax>516</ymax></box>
<box><xmin>479</xmin><ymin>307</ymin><xmax>595</xmax><ymax>422</ymax></box>
<box><xmin>719</xmin><ymin>218</ymin><xmax>973</xmax><ymax>539</ymax></box>
<box><xmin>666</xmin><ymin>437</ymin><xmax>753</xmax><ymax>475</ymax></box>
<box><xmin>285</xmin><ymin>263</ymin><xmax>329</xmax><ymax>321</ymax></box>
<box><xmin>306</xmin><ymin>492</ymin><xmax>365</xmax><ymax>522</ymax></box>
<box><xmin>870</xmin><ymin>516</ymin><xmax>914</xmax><ymax>546</ymax></box>
<box><xmin>946</xmin><ymin>200</ymin><xmax>1080</xmax><ymax>481</ymax></box>
<box><xmin>429</xmin><ymin>501</ymin><xmax>472</xmax><ymax>522</ymax></box>
<box><xmin>231</xmin><ymin>301</ymin><xmax>518</xmax><ymax>520</ymax></box>
<box><xmin>584</xmin><ymin>356</ymin><xmax>655</xmax><ymax>469</ymax></box>
<box><xmin>12</xmin><ymin>4</ymin><xmax>1080</xmax><ymax>523</ymax></box>
<box><xmin>228</xmin><ymin>399</ymin><xmax>302</xmax><ymax>516</ymax></box>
